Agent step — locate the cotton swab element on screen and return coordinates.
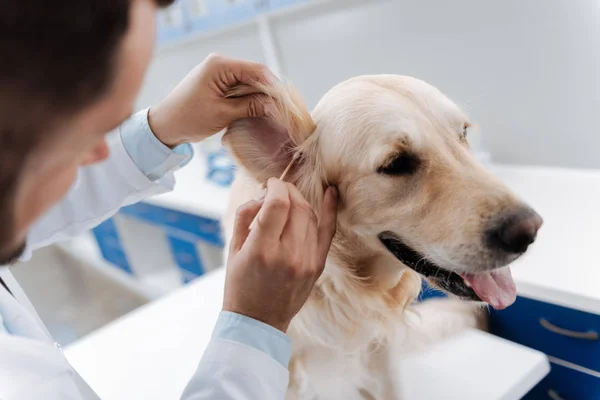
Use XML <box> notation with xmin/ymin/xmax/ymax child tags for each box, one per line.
<box><xmin>248</xmin><ymin>152</ymin><xmax>300</xmax><ymax>231</ymax></box>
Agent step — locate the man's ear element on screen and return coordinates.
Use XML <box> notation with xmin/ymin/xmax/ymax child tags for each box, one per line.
<box><xmin>222</xmin><ymin>80</ymin><xmax>315</xmax><ymax>184</ymax></box>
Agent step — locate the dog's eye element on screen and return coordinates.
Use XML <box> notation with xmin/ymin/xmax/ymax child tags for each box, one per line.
<box><xmin>377</xmin><ymin>153</ymin><xmax>420</xmax><ymax>176</ymax></box>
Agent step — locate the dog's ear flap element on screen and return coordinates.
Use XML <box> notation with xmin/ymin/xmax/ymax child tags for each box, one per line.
<box><xmin>222</xmin><ymin>80</ymin><xmax>315</xmax><ymax>184</ymax></box>
<box><xmin>223</xmin><ymin>117</ymin><xmax>294</xmax><ymax>183</ymax></box>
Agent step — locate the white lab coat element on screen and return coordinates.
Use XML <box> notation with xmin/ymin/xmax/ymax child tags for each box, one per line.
<box><xmin>0</xmin><ymin>131</ymin><xmax>289</xmax><ymax>400</ymax></box>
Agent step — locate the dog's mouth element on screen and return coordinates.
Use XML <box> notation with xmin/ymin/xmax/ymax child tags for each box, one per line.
<box><xmin>378</xmin><ymin>231</ymin><xmax>516</xmax><ymax>310</ymax></box>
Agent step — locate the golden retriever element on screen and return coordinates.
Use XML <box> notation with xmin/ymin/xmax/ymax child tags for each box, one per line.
<box><xmin>221</xmin><ymin>75</ymin><xmax>542</xmax><ymax>400</ymax></box>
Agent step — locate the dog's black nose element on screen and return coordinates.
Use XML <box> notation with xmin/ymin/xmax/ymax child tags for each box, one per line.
<box><xmin>489</xmin><ymin>210</ymin><xmax>543</xmax><ymax>254</ymax></box>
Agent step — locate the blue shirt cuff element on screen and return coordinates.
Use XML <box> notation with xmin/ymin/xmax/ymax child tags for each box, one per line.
<box><xmin>120</xmin><ymin>108</ymin><xmax>194</xmax><ymax>181</ymax></box>
<box><xmin>212</xmin><ymin>311</ymin><xmax>291</xmax><ymax>368</ymax></box>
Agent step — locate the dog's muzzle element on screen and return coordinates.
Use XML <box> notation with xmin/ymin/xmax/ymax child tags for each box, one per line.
<box><xmin>377</xmin><ymin>231</ymin><xmax>481</xmax><ymax>301</ymax></box>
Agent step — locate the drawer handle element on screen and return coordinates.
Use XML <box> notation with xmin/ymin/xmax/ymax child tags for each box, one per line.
<box><xmin>548</xmin><ymin>389</ymin><xmax>566</xmax><ymax>400</ymax></box>
<box><xmin>539</xmin><ymin>318</ymin><xmax>599</xmax><ymax>341</ymax></box>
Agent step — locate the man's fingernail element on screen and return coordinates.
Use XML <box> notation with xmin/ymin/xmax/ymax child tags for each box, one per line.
<box><xmin>329</xmin><ymin>186</ymin><xmax>338</xmax><ymax>199</ymax></box>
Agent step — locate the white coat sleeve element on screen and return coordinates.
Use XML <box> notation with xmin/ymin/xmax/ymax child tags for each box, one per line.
<box><xmin>21</xmin><ymin>109</ymin><xmax>192</xmax><ymax>260</ymax></box>
<box><xmin>181</xmin><ymin>339</ymin><xmax>290</xmax><ymax>400</ymax></box>
<box><xmin>181</xmin><ymin>312</ymin><xmax>292</xmax><ymax>400</ymax></box>
<box><xmin>0</xmin><ymin>311</ymin><xmax>291</xmax><ymax>400</ymax></box>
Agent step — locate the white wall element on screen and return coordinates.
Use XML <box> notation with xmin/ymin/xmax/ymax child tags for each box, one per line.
<box><xmin>137</xmin><ymin>0</ymin><xmax>600</xmax><ymax>169</ymax></box>
<box><xmin>136</xmin><ymin>23</ymin><xmax>266</xmax><ymax>109</ymax></box>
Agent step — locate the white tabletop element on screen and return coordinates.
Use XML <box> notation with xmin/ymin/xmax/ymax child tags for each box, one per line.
<box><xmin>66</xmin><ymin>268</ymin><xmax>226</xmax><ymax>400</ymax></box>
<box><xmin>398</xmin><ymin>329</ymin><xmax>549</xmax><ymax>400</ymax></box>
<box><xmin>65</xmin><ymin>267</ymin><xmax>549</xmax><ymax>400</ymax></box>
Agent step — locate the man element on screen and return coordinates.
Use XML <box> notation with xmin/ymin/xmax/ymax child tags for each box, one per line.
<box><xmin>0</xmin><ymin>0</ymin><xmax>338</xmax><ymax>399</ymax></box>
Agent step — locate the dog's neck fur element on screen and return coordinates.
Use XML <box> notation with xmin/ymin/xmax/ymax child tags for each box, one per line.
<box><xmin>288</xmin><ymin>221</ymin><xmax>422</xmax><ymax>350</ymax></box>
<box><xmin>235</xmin><ymin>171</ymin><xmax>422</xmax><ymax>350</ymax></box>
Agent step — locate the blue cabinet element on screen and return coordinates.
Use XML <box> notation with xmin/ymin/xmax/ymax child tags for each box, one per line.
<box><xmin>120</xmin><ymin>203</ymin><xmax>224</xmax><ymax>247</ymax></box>
<box><xmin>94</xmin><ymin>202</ymin><xmax>224</xmax><ymax>286</ymax></box>
<box><xmin>490</xmin><ymin>296</ymin><xmax>600</xmax><ymax>373</ymax></box>
<box><xmin>524</xmin><ymin>362</ymin><xmax>600</xmax><ymax>400</ymax></box>
<box><xmin>419</xmin><ymin>281</ymin><xmax>600</xmax><ymax>397</ymax></box>
<box><xmin>491</xmin><ymin>296</ymin><xmax>600</xmax><ymax>398</ymax></box>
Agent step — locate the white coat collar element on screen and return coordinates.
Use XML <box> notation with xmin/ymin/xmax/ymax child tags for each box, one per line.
<box><xmin>0</xmin><ymin>266</ymin><xmax>52</xmax><ymax>341</ymax></box>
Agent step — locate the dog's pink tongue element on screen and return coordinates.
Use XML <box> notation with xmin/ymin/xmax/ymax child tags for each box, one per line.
<box><xmin>462</xmin><ymin>267</ymin><xmax>517</xmax><ymax>310</ymax></box>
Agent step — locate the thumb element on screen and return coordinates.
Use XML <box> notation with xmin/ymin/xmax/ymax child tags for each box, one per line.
<box><xmin>229</xmin><ymin>199</ymin><xmax>263</xmax><ymax>256</ymax></box>
<box><xmin>228</xmin><ymin>94</ymin><xmax>274</xmax><ymax>120</ymax></box>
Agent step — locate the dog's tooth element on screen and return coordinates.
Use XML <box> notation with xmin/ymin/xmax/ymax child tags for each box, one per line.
<box><xmin>463</xmin><ymin>278</ymin><xmax>471</xmax><ymax>287</ymax></box>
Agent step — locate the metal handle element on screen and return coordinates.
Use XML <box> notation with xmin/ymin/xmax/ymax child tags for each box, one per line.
<box><xmin>548</xmin><ymin>389</ymin><xmax>566</xmax><ymax>400</ymax></box>
<box><xmin>539</xmin><ymin>318</ymin><xmax>599</xmax><ymax>341</ymax></box>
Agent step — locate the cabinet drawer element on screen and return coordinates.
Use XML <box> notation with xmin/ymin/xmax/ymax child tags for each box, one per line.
<box><xmin>524</xmin><ymin>362</ymin><xmax>600</xmax><ymax>400</ymax></box>
<box><xmin>490</xmin><ymin>296</ymin><xmax>600</xmax><ymax>372</ymax></box>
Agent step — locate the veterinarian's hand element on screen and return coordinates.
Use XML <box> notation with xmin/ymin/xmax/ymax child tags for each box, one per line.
<box><xmin>148</xmin><ymin>53</ymin><xmax>276</xmax><ymax>147</ymax></box>
<box><xmin>223</xmin><ymin>178</ymin><xmax>338</xmax><ymax>333</ymax></box>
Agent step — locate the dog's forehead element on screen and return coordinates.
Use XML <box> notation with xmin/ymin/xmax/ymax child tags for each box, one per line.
<box><xmin>315</xmin><ymin>75</ymin><xmax>467</xmax><ymax>163</ymax></box>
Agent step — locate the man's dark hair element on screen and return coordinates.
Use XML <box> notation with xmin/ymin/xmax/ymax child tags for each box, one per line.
<box><xmin>0</xmin><ymin>0</ymin><xmax>175</xmax><ymax>260</ymax></box>
<box><xmin>0</xmin><ymin>0</ymin><xmax>175</xmax><ymax>118</ymax></box>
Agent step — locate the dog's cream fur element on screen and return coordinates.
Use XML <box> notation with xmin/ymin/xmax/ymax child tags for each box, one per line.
<box><xmin>221</xmin><ymin>75</ymin><xmax>530</xmax><ymax>399</ymax></box>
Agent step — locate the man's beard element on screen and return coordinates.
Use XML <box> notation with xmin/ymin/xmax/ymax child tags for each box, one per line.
<box><xmin>0</xmin><ymin>241</ymin><xmax>26</xmax><ymax>265</ymax></box>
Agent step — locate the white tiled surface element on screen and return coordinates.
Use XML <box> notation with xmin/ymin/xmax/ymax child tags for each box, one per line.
<box><xmin>10</xmin><ymin>245</ymin><xmax>148</xmax><ymax>346</ymax></box>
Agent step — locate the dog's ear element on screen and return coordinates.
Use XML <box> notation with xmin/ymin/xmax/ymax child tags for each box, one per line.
<box><xmin>223</xmin><ymin>80</ymin><xmax>327</xmax><ymax>218</ymax></box>
<box><xmin>222</xmin><ymin>80</ymin><xmax>316</xmax><ymax>184</ymax></box>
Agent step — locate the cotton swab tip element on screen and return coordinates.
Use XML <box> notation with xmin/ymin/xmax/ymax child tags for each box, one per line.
<box><xmin>248</xmin><ymin>152</ymin><xmax>300</xmax><ymax>231</ymax></box>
